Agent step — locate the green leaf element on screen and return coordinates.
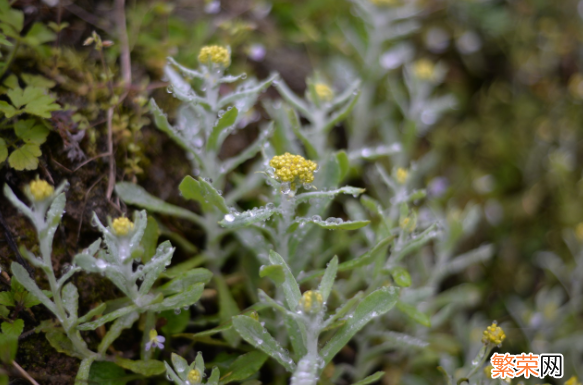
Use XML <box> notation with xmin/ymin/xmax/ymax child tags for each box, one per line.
<box><xmin>0</xmin><ymin>292</ymin><xmax>14</xmax><ymax>307</ymax></box>
<box><xmin>148</xmin><ymin>283</ymin><xmax>204</xmax><ymax>312</ymax></box>
<box><xmin>301</xmin><ymin>217</ymin><xmax>370</xmax><ymax>231</ymax></box>
<box><xmin>160</xmin><ymin>308</ymin><xmax>191</xmax><ymax>335</ymax></box>
<box><xmin>115</xmin><ymin>182</ymin><xmax>203</xmax><ymax>225</ymax></box>
<box><xmin>157</xmin><ymin>268</ymin><xmax>213</xmax><ymax>296</ymax></box>
<box><xmin>268</xmin><ymin>250</ymin><xmax>301</xmax><ymax>311</ymax></box>
<box><xmin>294</xmin><ymin>186</ymin><xmax>366</xmax><ymax>204</ymax></box>
<box><xmin>138</xmin><ymin>216</ymin><xmax>159</xmax><ymax>264</ymax></box>
<box><xmin>207</xmin><ymin>107</ymin><xmax>238</xmax><ymax>151</ymax></box>
<box><xmin>11</xmin><ymin>262</ymin><xmax>57</xmax><ymax>314</ymax></box>
<box><xmin>0</xmin><ymin>138</ymin><xmax>8</xmax><ymax>163</ymax></box>
<box><xmin>45</xmin><ymin>328</ymin><xmax>79</xmax><ymax>358</ymax></box>
<box><xmin>14</xmin><ymin>119</ymin><xmax>50</xmax><ymax>144</ymax></box>
<box><xmin>389</xmin><ymin>266</ymin><xmax>411</xmax><ymax>287</ymax></box>
<box><xmin>394</xmin><ymin>224</ymin><xmax>439</xmax><ymax>263</ymax></box>
<box><xmin>8</xmin><ymin>143</ymin><xmax>41</xmax><ymax>170</ymax></box>
<box><xmin>396</xmin><ymin>301</ymin><xmax>431</xmax><ymax>327</ymax></box>
<box><xmin>1</xmin><ymin>319</ymin><xmax>24</xmax><ymax>337</ymax></box>
<box><xmin>21</xmin><ymin>74</ymin><xmax>56</xmax><ymax>88</ymax></box>
<box><xmin>219</xmin><ymin>351</ymin><xmax>268</xmax><ymax>385</ymax></box>
<box><xmin>77</xmin><ymin>305</ymin><xmax>138</xmax><ymax>330</ymax></box>
<box><xmin>0</xmin><ymin>333</ymin><xmax>17</xmax><ymax>364</ymax></box>
<box><xmin>88</xmin><ymin>361</ymin><xmax>128</xmax><ymax>385</ymax></box>
<box><xmin>336</xmin><ymin>150</ymin><xmax>349</xmax><ymax>180</ymax></box>
<box><xmin>77</xmin><ymin>303</ymin><xmax>107</xmax><ymax>325</ymax></box>
<box><xmin>6</xmin><ymin>86</ymin><xmax>59</xmax><ymax>118</ymax></box>
<box><xmin>320</xmin><ymin>286</ymin><xmax>399</xmax><ymax>364</ymax></box>
<box><xmin>179</xmin><ymin>176</ymin><xmax>229</xmax><ymax>214</ymax></box>
<box><xmin>0</xmin><ymin>101</ymin><xmax>17</xmax><ymax>118</ymax></box>
<box><xmin>259</xmin><ymin>264</ymin><xmax>285</xmax><ymax>285</ymax></box>
<box><xmin>113</xmin><ymin>357</ymin><xmax>165</xmax><ymax>376</ymax></box>
<box><xmin>219</xmin><ymin>205</ymin><xmax>278</xmax><ymax>228</ymax></box>
<box><xmin>0</xmin><ymin>306</ymin><xmax>9</xmax><ymax>318</ymax></box>
<box><xmin>23</xmin><ymin>22</ymin><xmax>56</xmax><ymax>46</ymax></box>
<box><xmin>232</xmin><ymin>315</ymin><xmax>295</xmax><ymax>372</ymax></box>
<box><xmin>318</xmin><ymin>256</ymin><xmax>338</xmax><ymax>302</ymax></box>
<box><xmin>216</xmin><ymin>275</ymin><xmax>241</xmax><ymax>347</ymax></box>
<box><xmin>352</xmin><ymin>371</ymin><xmax>385</xmax><ymax>385</ymax></box>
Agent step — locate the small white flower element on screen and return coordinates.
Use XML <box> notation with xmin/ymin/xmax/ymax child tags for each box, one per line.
<box><xmin>145</xmin><ymin>329</ymin><xmax>165</xmax><ymax>351</ymax></box>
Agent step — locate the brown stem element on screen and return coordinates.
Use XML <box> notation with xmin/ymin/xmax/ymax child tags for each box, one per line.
<box><xmin>12</xmin><ymin>361</ymin><xmax>41</xmax><ymax>385</ymax></box>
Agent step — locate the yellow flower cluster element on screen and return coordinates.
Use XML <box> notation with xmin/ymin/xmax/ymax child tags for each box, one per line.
<box><xmin>112</xmin><ymin>217</ymin><xmax>134</xmax><ymax>236</ymax></box>
<box><xmin>315</xmin><ymin>83</ymin><xmax>334</xmax><ymax>102</ymax></box>
<box><xmin>412</xmin><ymin>59</ymin><xmax>436</xmax><ymax>81</ymax></box>
<box><xmin>29</xmin><ymin>180</ymin><xmax>54</xmax><ymax>201</ymax></box>
<box><xmin>198</xmin><ymin>45</ymin><xmax>230</xmax><ymax>67</ymax></box>
<box><xmin>270</xmin><ymin>153</ymin><xmax>318</xmax><ymax>185</ymax></box>
<box><xmin>396</xmin><ymin>168</ymin><xmax>408</xmax><ymax>184</ymax></box>
<box><xmin>482</xmin><ymin>322</ymin><xmax>506</xmax><ymax>345</ymax></box>
<box><xmin>399</xmin><ymin>216</ymin><xmax>416</xmax><ymax>232</ymax></box>
<box><xmin>299</xmin><ymin>290</ymin><xmax>324</xmax><ymax>314</ymax></box>
<box><xmin>187</xmin><ymin>368</ymin><xmax>202</xmax><ymax>384</ymax></box>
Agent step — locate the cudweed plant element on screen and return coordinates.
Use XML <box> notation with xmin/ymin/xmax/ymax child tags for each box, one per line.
<box><xmin>4</xmin><ymin>179</ymin><xmax>211</xmax><ymax>382</ymax></box>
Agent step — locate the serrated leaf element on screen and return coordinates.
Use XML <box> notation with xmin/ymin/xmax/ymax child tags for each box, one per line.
<box><xmin>219</xmin><ymin>351</ymin><xmax>268</xmax><ymax>385</ymax></box>
<box><xmin>1</xmin><ymin>319</ymin><xmax>23</xmax><ymax>337</ymax></box>
<box><xmin>232</xmin><ymin>315</ymin><xmax>295</xmax><ymax>372</ymax></box>
<box><xmin>8</xmin><ymin>143</ymin><xmax>41</xmax><ymax>170</ymax></box>
<box><xmin>0</xmin><ymin>138</ymin><xmax>8</xmax><ymax>163</ymax></box>
<box><xmin>179</xmin><ymin>176</ymin><xmax>229</xmax><ymax>214</ymax></box>
<box><xmin>14</xmin><ymin>119</ymin><xmax>50</xmax><ymax>144</ymax></box>
<box><xmin>23</xmin><ymin>22</ymin><xmax>56</xmax><ymax>46</ymax></box>
<box><xmin>396</xmin><ymin>301</ymin><xmax>431</xmax><ymax>327</ymax></box>
<box><xmin>7</xmin><ymin>86</ymin><xmax>59</xmax><ymax>118</ymax></box>
<box><xmin>113</xmin><ymin>357</ymin><xmax>165</xmax><ymax>376</ymax></box>
<box><xmin>320</xmin><ymin>286</ymin><xmax>399</xmax><ymax>364</ymax></box>
<box><xmin>0</xmin><ymin>292</ymin><xmax>14</xmax><ymax>307</ymax></box>
<box><xmin>208</xmin><ymin>107</ymin><xmax>238</xmax><ymax>151</ymax></box>
<box><xmin>21</xmin><ymin>74</ymin><xmax>56</xmax><ymax>88</ymax></box>
<box><xmin>0</xmin><ymin>101</ymin><xmax>16</xmax><ymax>118</ymax></box>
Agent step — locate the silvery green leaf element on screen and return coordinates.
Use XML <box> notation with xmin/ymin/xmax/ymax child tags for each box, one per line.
<box><xmin>393</xmin><ymin>223</ymin><xmax>440</xmax><ymax>263</ymax></box>
<box><xmin>19</xmin><ymin>246</ymin><xmax>44</xmax><ymax>268</ymax></box>
<box><xmin>268</xmin><ymin>250</ymin><xmax>301</xmax><ymax>311</ymax></box>
<box><xmin>215</xmin><ymin>275</ymin><xmax>241</xmax><ymax>347</ymax></box>
<box><xmin>328</xmin><ymin>79</ymin><xmax>361</xmax><ymax>111</ymax></box>
<box><xmin>11</xmin><ymin>262</ymin><xmax>57</xmax><ymax>316</ymax></box>
<box><xmin>40</xmin><ymin>182</ymin><xmax>68</xmax><ymax>257</ymax></box>
<box><xmin>56</xmin><ymin>265</ymin><xmax>81</xmax><ymax>290</ymax></box>
<box><xmin>148</xmin><ymin>283</ymin><xmax>204</xmax><ymax>312</ymax></box>
<box><xmin>98</xmin><ymin>312</ymin><xmax>139</xmax><ymax>355</ymax></box>
<box><xmin>219</xmin><ymin>205</ymin><xmax>277</xmax><ymax>229</ymax></box>
<box><xmin>115</xmin><ymin>182</ymin><xmax>204</xmax><ymax>225</ymax></box>
<box><xmin>259</xmin><ymin>265</ymin><xmax>285</xmax><ymax>285</ymax></box>
<box><xmin>75</xmin><ymin>358</ymin><xmax>95</xmax><ymax>385</ymax></box>
<box><xmin>138</xmin><ymin>241</ymin><xmax>174</xmax><ymax>296</ymax></box>
<box><xmin>77</xmin><ymin>304</ymin><xmax>138</xmax><ymax>330</ymax></box>
<box><xmin>164</xmin><ymin>65</ymin><xmax>209</xmax><ymax>107</ymax></box>
<box><xmin>396</xmin><ymin>301</ymin><xmax>431</xmax><ymax>327</ymax></box>
<box><xmin>436</xmin><ymin>244</ymin><xmax>493</xmax><ymax>281</ymax></box>
<box><xmin>322</xmin><ymin>91</ymin><xmax>359</xmax><ymax>133</ymax></box>
<box><xmin>171</xmin><ymin>353</ymin><xmax>189</xmax><ymax>381</ymax></box>
<box><xmin>219</xmin><ymin>351</ymin><xmax>268</xmax><ymax>385</ymax></box>
<box><xmin>194</xmin><ymin>351</ymin><xmax>204</xmax><ymax>373</ymax></box>
<box><xmin>76</xmin><ymin>303</ymin><xmax>107</xmax><ymax>325</ymax></box>
<box><xmin>273</xmin><ymin>79</ymin><xmax>311</xmax><ymax>119</ymax></box>
<box><xmin>3</xmin><ymin>184</ymin><xmax>35</xmax><ymax>224</ymax></box>
<box><xmin>167</xmin><ymin>57</ymin><xmax>204</xmax><ymax>79</ymax></box>
<box><xmin>218</xmin><ymin>73</ymin><xmax>278</xmax><ymax>109</ymax></box>
<box><xmin>294</xmin><ymin>186</ymin><xmax>366</xmax><ymax>204</ymax></box>
<box><xmin>284</xmin><ymin>313</ymin><xmax>307</xmax><ymax>359</ymax></box>
<box><xmin>73</xmin><ymin>253</ymin><xmax>101</xmax><ymax>273</ymax></box>
<box><xmin>157</xmin><ymin>268</ymin><xmax>213</xmax><ymax>296</ymax></box>
<box><xmin>219</xmin><ymin>73</ymin><xmax>247</xmax><ymax>83</ymax></box>
<box><xmin>232</xmin><ymin>315</ymin><xmax>296</xmax><ymax>372</ymax></box>
<box><xmin>352</xmin><ymin>371</ymin><xmax>384</xmax><ymax>385</ymax></box>
<box><xmin>208</xmin><ymin>367</ymin><xmax>220</xmax><ymax>385</ymax></box>
<box><xmin>207</xmin><ymin>107</ymin><xmax>238</xmax><ymax>151</ymax></box>
<box><xmin>221</xmin><ymin>123</ymin><xmax>274</xmax><ymax>174</ymax></box>
<box><xmin>257</xmin><ymin>289</ymin><xmax>289</xmax><ymax>315</ymax></box>
<box><xmin>320</xmin><ymin>286</ymin><xmax>399</xmax><ymax>364</ymax></box>
<box><xmin>318</xmin><ymin>256</ymin><xmax>338</xmax><ymax>302</ymax></box>
<box><xmin>179</xmin><ymin>176</ymin><xmax>229</xmax><ymax>214</ymax></box>
<box><xmin>348</xmin><ymin>143</ymin><xmax>402</xmax><ymax>162</ymax></box>
<box><xmin>129</xmin><ymin>210</ymin><xmax>148</xmax><ymax>257</ymax></box>
<box><xmin>61</xmin><ymin>283</ymin><xmax>78</xmax><ymax>323</ymax></box>
<box><xmin>297</xmin><ymin>217</ymin><xmax>370</xmax><ymax>231</ymax></box>
<box><xmin>165</xmin><ymin>361</ymin><xmax>183</xmax><ymax>385</ymax></box>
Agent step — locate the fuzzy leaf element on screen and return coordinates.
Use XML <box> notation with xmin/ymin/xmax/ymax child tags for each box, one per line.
<box><xmin>61</xmin><ymin>283</ymin><xmax>79</xmax><ymax>322</ymax></box>
<box><xmin>352</xmin><ymin>371</ymin><xmax>385</xmax><ymax>385</ymax></box>
<box><xmin>219</xmin><ymin>351</ymin><xmax>268</xmax><ymax>385</ymax></box>
<box><xmin>8</xmin><ymin>143</ymin><xmax>41</xmax><ymax>170</ymax></box>
<box><xmin>179</xmin><ymin>176</ymin><xmax>229</xmax><ymax>214</ymax></box>
<box><xmin>113</xmin><ymin>357</ymin><xmax>165</xmax><ymax>376</ymax></box>
<box><xmin>207</xmin><ymin>107</ymin><xmax>238</xmax><ymax>151</ymax></box>
<box><xmin>318</xmin><ymin>256</ymin><xmax>338</xmax><ymax>302</ymax></box>
<box><xmin>396</xmin><ymin>301</ymin><xmax>431</xmax><ymax>327</ymax></box>
<box><xmin>320</xmin><ymin>286</ymin><xmax>399</xmax><ymax>364</ymax></box>
<box><xmin>268</xmin><ymin>250</ymin><xmax>301</xmax><ymax>311</ymax></box>
<box><xmin>11</xmin><ymin>263</ymin><xmax>57</xmax><ymax>315</ymax></box>
<box><xmin>216</xmin><ymin>275</ymin><xmax>241</xmax><ymax>347</ymax></box>
<box><xmin>77</xmin><ymin>305</ymin><xmax>138</xmax><ymax>330</ymax></box>
<box><xmin>299</xmin><ymin>217</ymin><xmax>370</xmax><ymax>231</ymax></box>
<box><xmin>232</xmin><ymin>315</ymin><xmax>295</xmax><ymax>372</ymax></box>
<box><xmin>259</xmin><ymin>264</ymin><xmax>285</xmax><ymax>285</ymax></box>
<box><xmin>219</xmin><ymin>205</ymin><xmax>277</xmax><ymax>228</ymax></box>
<box><xmin>157</xmin><ymin>268</ymin><xmax>213</xmax><ymax>296</ymax></box>
<box><xmin>148</xmin><ymin>283</ymin><xmax>204</xmax><ymax>312</ymax></box>
<box><xmin>294</xmin><ymin>186</ymin><xmax>366</xmax><ymax>204</ymax></box>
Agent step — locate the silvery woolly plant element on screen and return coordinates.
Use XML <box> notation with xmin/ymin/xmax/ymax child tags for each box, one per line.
<box><xmin>4</xmin><ymin>179</ymin><xmax>209</xmax><ymax>383</ymax></box>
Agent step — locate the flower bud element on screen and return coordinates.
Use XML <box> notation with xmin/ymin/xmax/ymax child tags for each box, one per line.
<box><xmin>299</xmin><ymin>290</ymin><xmax>324</xmax><ymax>315</ymax></box>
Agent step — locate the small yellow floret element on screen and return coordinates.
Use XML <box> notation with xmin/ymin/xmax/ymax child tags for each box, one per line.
<box><xmin>187</xmin><ymin>368</ymin><xmax>202</xmax><ymax>384</ymax></box>
<box><xmin>413</xmin><ymin>59</ymin><xmax>436</xmax><ymax>81</ymax></box>
<box><xmin>269</xmin><ymin>153</ymin><xmax>318</xmax><ymax>186</ymax></box>
<box><xmin>299</xmin><ymin>290</ymin><xmax>323</xmax><ymax>314</ymax></box>
<box><xmin>249</xmin><ymin>311</ymin><xmax>260</xmax><ymax>321</ymax></box>
<box><xmin>29</xmin><ymin>180</ymin><xmax>54</xmax><ymax>201</ymax></box>
<box><xmin>399</xmin><ymin>216</ymin><xmax>416</xmax><ymax>232</ymax></box>
<box><xmin>396</xmin><ymin>168</ymin><xmax>408</xmax><ymax>184</ymax></box>
<box><xmin>112</xmin><ymin>217</ymin><xmax>134</xmax><ymax>236</ymax></box>
<box><xmin>565</xmin><ymin>376</ymin><xmax>582</xmax><ymax>385</ymax></box>
<box><xmin>481</xmin><ymin>322</ymin><xmax>506</xmax><ymax>345</ymax></box>
<box><xmin>315</xmin><ymin>83</ymin><xmax>334</xmax><ymax>102</ymax></box>
<box><xmin>198</xmin><ymin>45</ymin><xmax>230</xmax><ymax>67</ymax></box>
